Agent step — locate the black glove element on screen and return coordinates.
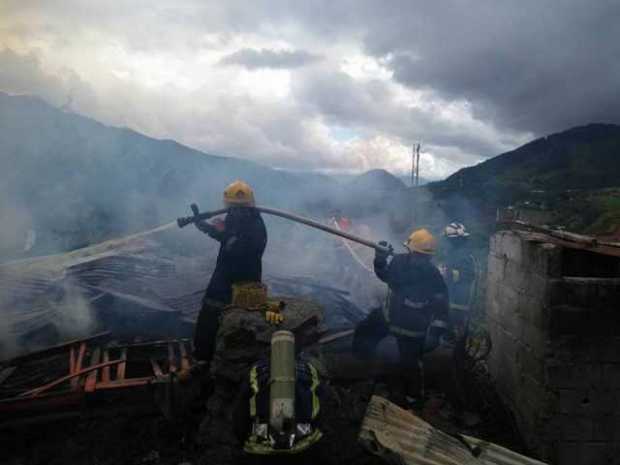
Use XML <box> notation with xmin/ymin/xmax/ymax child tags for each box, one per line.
<box><xmin>374</xmin><ymin>241</ymin><xmax>392</xmax><ymax>264</ymax></box>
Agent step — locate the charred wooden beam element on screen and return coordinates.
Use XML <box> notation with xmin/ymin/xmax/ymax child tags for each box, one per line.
<box><xmin>102</xmin><ymin>350</ymin><xmax>110</xmax><ymax>383</ymax></box>
<box><xmin>71</xmin><ymin>343</ymin><xmax>87</xmax><ymax>389</ymax></box>
<box><xmin>117</xmin><ymin>349</ymin><xmax>127</xmax><ymax>380</ymax></box>
<box><xmin>3</xmin><ymin>332</ymin><xmax>110</xmax><ymax>364</ymax></box>
<box><xmin>19</xmin><ymin>359</ymin><xmax>124</xmax><ymax>398</ymax></box>
<box><xmin>178</xmin><ymin>341</ymin><xmax>190</xmax><ymax>372</ymax></box>
<box><xmin>168</xmin><ymin>342</ymin><xmax>177</xmax><ymax>373</ymax></box>
<box><xmin>150</xmin><ymin>359</ymin><xmax>163</xmax><ymax>377</ymax></box>
<box><xmin>85</xmin><ymin>348</ymin><xmax>101</xmax><ymax>392</ymax></box>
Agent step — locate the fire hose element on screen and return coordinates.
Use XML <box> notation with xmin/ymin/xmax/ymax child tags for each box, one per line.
<box><xmin>177</xmin><ymin>204</ymin><xmax>393</xmax><ymax>255</ymax></box>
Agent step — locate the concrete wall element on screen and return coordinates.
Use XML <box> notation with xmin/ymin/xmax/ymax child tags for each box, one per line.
<box><xmin>487</xmin><ymin>230</ymin><xmax>620</xmax><ymax>465</ymax></box>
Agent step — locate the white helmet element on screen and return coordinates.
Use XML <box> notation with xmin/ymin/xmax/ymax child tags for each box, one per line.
<box><xmin>444</xmin><ymin>222</ymin><xmax>470</xmax><ymax>238</ymax></box>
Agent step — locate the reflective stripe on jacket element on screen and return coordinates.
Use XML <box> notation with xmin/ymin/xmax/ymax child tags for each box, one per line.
<box><xmin>375</xmin><ymin>253</ymin><xmax>450</xmax><ymax>338</ymax></box>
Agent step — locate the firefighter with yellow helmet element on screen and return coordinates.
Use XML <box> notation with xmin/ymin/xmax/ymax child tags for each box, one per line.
<box><xmin>193</xmin><ymin>180</ymin><xmax>267</xmax><ymax>362</ymax></box>
<box><xmin>352</xmin><ymin>228</ymin><xmax>450</xmax><ymax>408</ymax></box>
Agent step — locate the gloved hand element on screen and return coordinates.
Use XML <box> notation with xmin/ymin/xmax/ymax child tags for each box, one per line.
<box><xmin>374</xmin><ymin>241</ymin><xmax>392</xmax><ymax>265</ymax></box>
<box><xmin>265</xmin><ymin>311</ymin><xmax>284</xmax><ymax>325</ymax></box>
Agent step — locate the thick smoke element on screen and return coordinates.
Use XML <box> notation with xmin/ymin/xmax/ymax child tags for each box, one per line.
<box><xmin>0</xmin><ymin>196</ymin><xmax>35</xmax><ymax>260</ymax></box>
<box><xmin>0</xmin><ymin>269</ymin><xmax>97</xmax><ymax>360</ymax></box>
<box><xmin>0</xmin><ymin>91</ymin><xmax>484</xmax><ymax>359</ymax></box>
<box><xmin>51</xmin><ymin>280</ymin><xmax>97</xmax><ymax>340</ymax></box>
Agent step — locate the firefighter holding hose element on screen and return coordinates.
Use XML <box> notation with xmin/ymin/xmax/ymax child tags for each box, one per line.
<box><xmin>193</xmin><ymin>180</ymin><xmax>268</xmax><ymax>362</ymax></box>
<box><xmin>352</xmin><ymin>228</ymin><xmax>451</xmax><ymax>409</ymax></box>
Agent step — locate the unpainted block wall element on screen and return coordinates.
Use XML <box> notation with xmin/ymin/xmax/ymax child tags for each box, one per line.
<box><xmin>487</xmin><ymin>230</ymin><xmax>620</xmax><ymax>465</ymax></box>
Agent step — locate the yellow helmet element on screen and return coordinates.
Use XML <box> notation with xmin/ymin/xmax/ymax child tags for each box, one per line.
<box><xmin>404</xmin><ymin>228</ymin><xmax>437</xmax><ymax>255</ymax></box>
<box><xmin>223</xmin><ymin>180</ymin><xmax>255</xmax><ymax>207</ymax></box>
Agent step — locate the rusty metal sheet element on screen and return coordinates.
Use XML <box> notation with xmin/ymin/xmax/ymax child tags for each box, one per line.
<box><xmin>359</xmin><ymin>396</ymin><xmax>548</xmax><ymax>465</ymax></box>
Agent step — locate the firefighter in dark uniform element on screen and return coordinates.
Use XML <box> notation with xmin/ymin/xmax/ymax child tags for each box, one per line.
<box><xmin>440</xmin><ymin>222</ymin><xmax>478</xmax><ymax>419</ymax></box>
<box><xmin>353</xmin><ymin>228</ymin><xmax>450</xmax><ymax>407</ymax></box>
<box><xmin>193</xmin><ymin>180</ymin><xmax>267</xmax><ymax>362</ymax></box>
<box><xmin>441</xmin><ymin>222</ymin><xmax>477</xmax><ymax>318</ymax></box>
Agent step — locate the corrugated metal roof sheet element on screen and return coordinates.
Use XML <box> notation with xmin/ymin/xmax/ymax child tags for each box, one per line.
<box><xmin>359</xmin><ymin>396</ymin><xmax>548</xmax><ymax>465</ymax></box>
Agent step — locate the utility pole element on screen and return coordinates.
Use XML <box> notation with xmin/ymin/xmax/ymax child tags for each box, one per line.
<box><xmin>411</xmin><ymin>142</ymin><xmax>421</xmax><ymax>227</ymax></box>
<box><xmin>411</xmin><ymin>142</ymin><xmax>421</xmax><ymax>187</ymax></box>
<box><xmin>415</xmin><ymin>142</ymin><xmax>421</xmax><ymax>187</ymax></box>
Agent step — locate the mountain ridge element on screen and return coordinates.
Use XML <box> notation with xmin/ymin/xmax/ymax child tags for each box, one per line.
<box><xmin>430</xmin><ymin>123</ymin><xmax>620</xmax><ymax>204</ymax></box>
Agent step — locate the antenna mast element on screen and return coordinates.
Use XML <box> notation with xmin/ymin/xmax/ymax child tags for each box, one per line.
<box><xmin>411</xmin><ymin>142</ymin><xmax>421</xmax><ymax>187</ymax></box>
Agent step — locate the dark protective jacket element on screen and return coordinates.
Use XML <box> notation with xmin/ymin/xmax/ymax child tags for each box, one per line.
<box><xmin>444</xmin><ymin>250</ymin><xmax>476</xmax><ymax>308</ymax></box>
<box><xmin>374</xmin><ymin>252</ymin><xmax>450</xmax><ymax>338</ymax></box>
<box><xmin>201</xmin><ymin>207</ymin><xmax>267</xmax><ymax>303</ymax></box>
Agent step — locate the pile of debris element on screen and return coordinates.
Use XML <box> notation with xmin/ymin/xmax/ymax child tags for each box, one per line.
<box><xmin>1</xmin><ymin>291</ymin><xmax>542</xmax><ymax>465</ymax></box>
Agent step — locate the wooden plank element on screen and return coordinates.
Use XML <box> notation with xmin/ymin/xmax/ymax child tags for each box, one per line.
<box><xmin>117</xmin><ymin>348</ymin><xmax>127</xmax><ymax>381</ymax></box>
<box><xmin>168</xmin><ymin>342</ymin><xmax>177</xmax><ymax>373</ymax></box>
<box><xmin>95</xmin><ymin>378</ymin><xmax>152</xmax><ymax>389</ymax></box>
<box><xmin>19</xmin><ymin>360</ymin><xmax>124</xmax><ymax>398</ymax></box>
<box><xmin>499</xmin><ymin>223</ymin><xmax>620</xmax><ymax>258</ymax></box>
<box><xmin>71</xmin><ymin>343</ymin><xmax>87</xmax><ymax>389</ymax></box>
<box><xmin>102</xmin><ymin>350</ymin><xmax>110</xmax><ymax>383</ymax></box>
<box><xmin>105</xmin><ymin>338</ymin><xmax>192</xmax><ymax>350</ymax></box>
<box><xmin>150</xmin><ymin>359</ymin><xmax>163</xmax><ymax>377</ymax></box>
<box><xmin>85</xmin><ymin>348</ymin><xmax>101</xmax><ymax>392</ymax></box>
<box><xmin>179</xmin><ymin>341</ymin><xmax>190</xmax><ymax>371</ymax></box>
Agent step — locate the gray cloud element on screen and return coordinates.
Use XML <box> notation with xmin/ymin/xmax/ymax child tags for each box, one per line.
<box><xmin>292</xmin><ymin>66</ymin><xmax>520</xmax><ymax>159</ymax></box>
<box><xmin>220</xmin><ymin>48</ymin><xmax>322</xmax><ymax>69</ymax></box>
<box><xmin>394</xmin><ymin>5</ymin><xmax>619</xmax><ymax>135</ymax></box>
<box><xmin>1</xmin><ymin>1</ymin><xmax>618</xmax><ymax>177</ymax></box>
<box><xmin>334</xmin><ymin>0</ymin><xmax>620</xmax><ymax>136</ymax></box>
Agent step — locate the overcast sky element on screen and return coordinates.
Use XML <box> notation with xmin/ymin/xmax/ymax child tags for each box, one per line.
<box><xmin>1</xmin><ymin>1</ymin><xmax>619</xmax><ymax>179</ymax></box>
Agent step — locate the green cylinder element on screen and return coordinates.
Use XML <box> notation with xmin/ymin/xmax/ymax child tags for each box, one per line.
<box><xmin>269</xmin><ymin>330</ymin><xmax>296</xmax><ymax>433</ymax></box>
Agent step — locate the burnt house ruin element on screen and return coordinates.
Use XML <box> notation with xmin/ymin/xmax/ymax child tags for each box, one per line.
<box><xmin>487</xmin><ymin>228</ymin><xmax>620</xmax><ymax>465</ymax></box>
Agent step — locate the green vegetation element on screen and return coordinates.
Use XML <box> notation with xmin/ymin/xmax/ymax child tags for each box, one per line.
<box><xmin>428</xmin><ymin>123</ymin><xmax>620</xmax><ymax>236</ymax></box>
